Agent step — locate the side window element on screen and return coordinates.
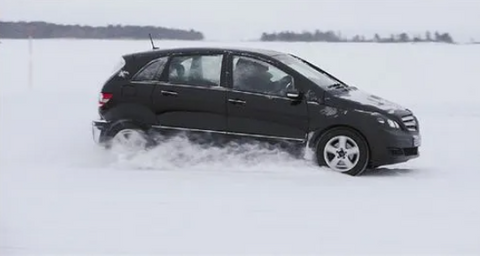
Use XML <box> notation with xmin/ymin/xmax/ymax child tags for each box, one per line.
<box><xmin>232</xmin><ymin>56</ymin><xmax>294</xmax><ymax>97</ymax></box>
<box><xmin>132</xmin><ymin>57</ymin><xmax>168</xmax><ymax>81</ymax></box>
<box><xmin>167</xmin><ymin>55</ymin><xmax>223</xmax><ymax>87</ymax></box>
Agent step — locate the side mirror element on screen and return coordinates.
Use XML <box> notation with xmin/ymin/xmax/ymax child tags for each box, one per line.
<box><xmin>285</xmin><ymin>80</ymin><xmax>301</xmax><ymax>99</ymax></box>
<box><xmin>286</xmin><ymin>90</ymin><xmax>300</xmax><ymax>99</ymax></box>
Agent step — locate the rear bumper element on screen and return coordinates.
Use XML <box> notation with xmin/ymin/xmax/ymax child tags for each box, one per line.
<box><xmin>91</xmin><ymin>119</ymin><xmax>110</xmax><ymax>144</ymax></box>
<box><xmin>369</xmin><ymin>129</ymin><xmax>421</xmax><ymax>167</ymax></box>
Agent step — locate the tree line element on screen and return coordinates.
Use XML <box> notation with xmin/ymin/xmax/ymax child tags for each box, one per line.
<box><xmin>0</xmin><ymin>21</ymin><xmax>460</xmax><ymax>43</ymax></box>
<box><xmin>0</xmin><ymin>21</ymin><xmax>204</xmax><ymax>40</ymax></box>
<box><xmin>260</xmin><ymin>30</ymin><xmax>455</xmax><ymax>43</ymax></box>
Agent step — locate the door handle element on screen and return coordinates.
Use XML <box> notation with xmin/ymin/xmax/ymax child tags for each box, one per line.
<box><xmin>161</xmin><ymin>90</ymin><xmax>178</xmax><ymax>96</ymax></box>
<box><xmin>228</xmin><ymin>99</ymin><xmax>246</xmax><ymax>105</ymax></box>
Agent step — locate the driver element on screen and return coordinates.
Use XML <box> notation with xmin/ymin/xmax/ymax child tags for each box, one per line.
<box><xmin>234</xmin><ymin>58</ymin><xmax>273</xmax><ymax>93</ymax></box>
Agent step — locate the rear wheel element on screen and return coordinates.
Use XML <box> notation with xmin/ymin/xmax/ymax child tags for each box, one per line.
<box><xmin>315</xmin><ymin>127</ymin><xmax>369</xmax><ymax>176</ymax></box>
<box><xmin>103</xmin><ymin>121</ymin><xmax>154</xmax><ymax>151</ymax></box>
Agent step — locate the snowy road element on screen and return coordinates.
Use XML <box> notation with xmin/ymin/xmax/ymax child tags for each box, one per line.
<box><xmin>1</xmin><ymin>40</ymin><xmax>479</xmax><ymax>254</ymax></box>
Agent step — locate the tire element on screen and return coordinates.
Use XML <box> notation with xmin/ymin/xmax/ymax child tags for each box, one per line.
<box><xmin>103</xmin><ymin>121</ymin><xmax>154</xmax><ymax>150</ymax></box>
<box><xmin>315</xmin><ymin>127</ymin><xmax>369</xmax><ymax>176</ymax></box>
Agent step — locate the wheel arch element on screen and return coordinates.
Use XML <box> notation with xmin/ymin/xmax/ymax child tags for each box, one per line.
<box><xmin>102</xmin><ymin>103</ymin><xmax>157</xmax><ymax>128</ymax></box>
<box><xmin>308</xmin><ymin>124</ymin><xmax>371</xmax><ymax>157</ymax></box>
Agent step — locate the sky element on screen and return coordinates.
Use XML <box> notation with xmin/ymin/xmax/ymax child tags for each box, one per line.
<box><xmin>1</xmin><ymin>0</ymin><xmax>480</xmax><ymax>42</ymax></box>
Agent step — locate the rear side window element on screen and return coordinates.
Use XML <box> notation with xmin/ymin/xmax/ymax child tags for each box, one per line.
<box><xmin>132</xmin><ymin>57</ymin><xmax>168</xmax><ymax>81</ymax></box>
<box><xmin>167</xmin><ymin>54</ymin><xmax>223</xmax><ymax>87</ymax></box>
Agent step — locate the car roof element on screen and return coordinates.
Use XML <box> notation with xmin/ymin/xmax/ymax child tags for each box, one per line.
<box><xmin>124</xmin><ymin>46</ymin><xmax>286</xmax><ymax>59</ymax></box>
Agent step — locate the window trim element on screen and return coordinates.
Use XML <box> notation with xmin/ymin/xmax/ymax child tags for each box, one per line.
<box><xmin>229</xmin><ymin>88</ymin><xmax>298</xmax><ymax>101</ymax></box>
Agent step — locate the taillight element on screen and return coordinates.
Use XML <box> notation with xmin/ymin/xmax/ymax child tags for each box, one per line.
<box><xmin>99</xmin><ymin>92</ymin><xmax>112</xmax><ymax>107</ymax></box>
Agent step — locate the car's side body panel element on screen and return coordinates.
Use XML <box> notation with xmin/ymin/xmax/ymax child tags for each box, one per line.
<box><xmin>151</xmin><ymin>83</ymin><xmax>228</xmax><ymax>132</ymax></box>
<box><xmin>226</xmin><ymin>90</ymin><xmax>309</xmax><ymax>140</ymax></box>
<box><xmin>148</xmin><ymin>51</ymin><xmax>229</xmax><ymax>132</ymax></box>
<box><xmin>101</xmin><ymin>103</ymin><xmax>157</xmax><ymax>126</ymax></box>
<box><xmin>221</xmin><ymin>51</ymin><xmax>311</xmax><ymax>141</ymax></box>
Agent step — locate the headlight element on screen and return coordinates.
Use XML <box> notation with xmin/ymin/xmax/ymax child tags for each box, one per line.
<box><xmin>375</xmin><ymin>114</ymin><xmax>401</xmax><ymax>129</ymax></box>
<box><xmin>387</xmin><ymin>119</ymin><xmax>400</xmax><ymax>129</ymax></box>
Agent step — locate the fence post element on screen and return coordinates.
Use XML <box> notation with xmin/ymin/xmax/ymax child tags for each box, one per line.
<box><xmin>28</xmin><ymin>36</ymin><xmax>33</xmax><ymax>89</ymax></box>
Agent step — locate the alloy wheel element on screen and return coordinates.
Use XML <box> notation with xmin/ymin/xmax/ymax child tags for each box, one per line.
<box><xmin>323</xmin><ymin>135</ymin><xmax>360</xmax><ymax>172</ymax></box>
<box><xmin>111</xmin><ymin>129</ymin><xmax>148</xmax><ymax>151</ymax></box>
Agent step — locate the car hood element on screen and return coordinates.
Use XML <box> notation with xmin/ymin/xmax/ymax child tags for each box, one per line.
<box><xmin>326</xmin><ymin>87</ymin><xmax>411</xmax><ymax>117</ymax></box>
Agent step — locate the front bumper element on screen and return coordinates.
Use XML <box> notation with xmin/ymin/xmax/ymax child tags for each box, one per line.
<box><xmin>369</xmin><ymin>128</ymin><xmax>421</xmax><ymax>167</ymax></box>
<box><xmin>91</xmin><ymin>119</ymin><xmax>110</xmax><ymax>144</ymax></box>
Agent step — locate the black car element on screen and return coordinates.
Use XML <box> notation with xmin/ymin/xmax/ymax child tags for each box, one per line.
<box><xmin>92</xmin><ymin>46</ymin><xmax>421</xmax><ymax>176</ymax></box>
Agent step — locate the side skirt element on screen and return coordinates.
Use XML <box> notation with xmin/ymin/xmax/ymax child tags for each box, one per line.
<box><xmin>148</xmin><ymin>125</ymin><xmax>307</xmax><ymax>155</ymax></box>
<box><xmin>151</xmin><ymin>125</ymin><xmax>306</xmax><ymax>141</ymax></box>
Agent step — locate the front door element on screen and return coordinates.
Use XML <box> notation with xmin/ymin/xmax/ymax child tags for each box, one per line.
<box><xmin>152</xmin><ymin>53</ymin><xmax>227</xmax><ymax>132</ymax></box>
<box><xmin>226</xmin><ymin>55</ymin><xmax>309</xmax><ymax>141</ymax></box>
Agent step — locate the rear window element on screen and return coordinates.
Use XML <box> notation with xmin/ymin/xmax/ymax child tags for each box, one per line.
<box><xmin>132</xmin><ymin>57</ymin><xmax>168</xmax><ymax>81</ymax></box>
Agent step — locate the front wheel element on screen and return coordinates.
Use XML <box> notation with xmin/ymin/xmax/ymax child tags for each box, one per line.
<box><xmin>315</xmin><ymin>127</ymin><xmax>370</xmax><ymax>176</ymax></box>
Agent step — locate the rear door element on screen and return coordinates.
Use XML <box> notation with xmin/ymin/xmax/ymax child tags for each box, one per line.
<box><xmin>151</xmin><ymin>53</ymin><xmax>228</xmax><ymax>132</ymax></box>
<box><xmin>226</xmin><ymin>54</ymin><xmax>309</xmax><ymax>141</ymax></box>
<box><xmin>118</xmin><ymin>56</ymin><xmax>169</xmax><ymax>110</ymax></box>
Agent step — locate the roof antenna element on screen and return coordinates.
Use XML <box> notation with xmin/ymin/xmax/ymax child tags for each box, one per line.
<box><xmin>149</xmin><ymin>33</ymin><xmax>158</xmax><ymax>50</ymax></box>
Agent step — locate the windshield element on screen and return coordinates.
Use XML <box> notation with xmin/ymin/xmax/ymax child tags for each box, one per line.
<box><xmin>274</xmin><ymin>54</ymin><xmax>343</xmax><ymax>89</ymax></box>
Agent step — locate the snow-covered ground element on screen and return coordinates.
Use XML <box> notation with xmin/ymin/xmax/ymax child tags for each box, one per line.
<box><xmin>1</xmin><ymin>39</ymin><xmax>480</xmax><ymax>255</ymax></box>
